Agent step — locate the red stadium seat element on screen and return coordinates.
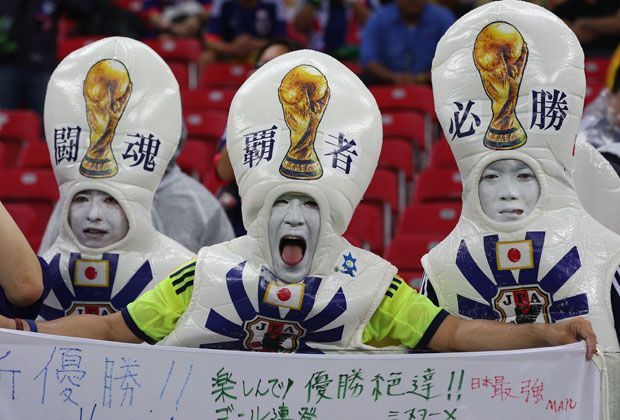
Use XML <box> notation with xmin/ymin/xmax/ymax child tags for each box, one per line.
<box><xmin>381</xmin><ymin>111</ymin><xmax>426</xmax><ymax>150</ymax></box>
<box><xmin>0</xmin><ymin>168</ymin><xmax>59</xmax><ymax>202</ymax></box>
<box><xmin>397</xmin><ymin>202</ymin><xmax>461</xmax><ymax>236</ymax></box>
<box><xmin>0</xmin><ymin>168</ymin><xmax>58</xmax><ymax>250</ymax></box>
<box><xmin>57</xmin><ymin>37</ymin><xmax>102</xmax><ymax>61</ymax></box>
<box><xmin>370</xmin><ymin>85</ymin><xmax>435</xmax><ymax>117</ymax></box>
<box><xmin>379</xmin><ymin>138</ymin><xmax>415</xmax><ymax>180</ymax></box>
<box><xmin>584</xmin><ymin>57</ymin><xmax>611</xmax><ymax>84</ymax></box>
<box><xmin>365</xmin><ymin>168</ymin><xmax>400</xmax><ymax>215</ymax></box>
<box><xmin>177</xmin><ymin>139</ymin><xmax>217</xmax><ymax>181</ymax></box>
<box><xmin>181</xmin><ymin>87</ymin><xmax>237</xmax><ymax>112</ymax></box>
<box><xmin>200</xmin><ymin>62</ymin><xmax>252</xmax><ymax>88</ymax></box>
<box><xmin>397</xmin><ymin>270</ymin><xmax>424</xmax><ymax>290</ymax></box>
<box><xmin>0</xmin><ymin>110</ymin><xmax>43</xmax><ymax>168</ymax></box>
<box><xmin>168</xmin><ymin>62</ymin><xmax>189</xmax><ymax>89</ymax></box>
<box><xmin>585</xmin><ymin>82</ymin><xmax>605</xmax><ymax>106</ymax></box>
<box><xmin>413</xmin><ymin>167</ymin><xmax>462</xmax><ymax>203</ymax></box>
<box><xmin>17</xmin><ymin>142</ymin><xmax>51</xmax><ymax>169</ymax></box>
<box><xmin>385</xmin><ymin>234</ymin><xmax>444</xmax><ymax>271</ymax></box>
<box><xmin>143</xmin><ymin>38</ymin><xmax>202</xmax><ymax>89</ymax></box>
<box><xmin>344</xmin><ymin>202</ymin><xmax>385</xmax><ymax>254</ymax></box>
<box><xmin>4</xmin><ymin>202</ymin><xmax>51</xmax><ymax>251</ymax></box>
<box><xmin>184</xmin><ymin>110</ymin><xmax>227</xmax><ymax>142</ymax></box>
<box><xmin>428</xmin><ymin>138</ymin><xmax>457</xmax><ymax>169</ymax></box>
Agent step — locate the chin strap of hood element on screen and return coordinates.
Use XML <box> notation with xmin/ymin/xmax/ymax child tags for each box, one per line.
<box><xmin>432</xmin><ymin>0</ymin><xmax>585</xmax><ymax>219</ymax></box>
<box><xmin>226</xmin><ymin>50</ymin><xmax>383</xmax><ymax>272</ymax></box>
<box><xmin>44</xmin><ymin>37</ymin><xmax>181</xmax><ymax>254</ymax></box>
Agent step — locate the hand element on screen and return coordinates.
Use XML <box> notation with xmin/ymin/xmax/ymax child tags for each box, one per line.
<box><xmin>0</xmin><ymin>316</ymin><xmax>15</xmax><ymax>330</ymax></box>
<box><xmin>392</xmin><ymin>72</ymin><xmax>417</xmax><ymax>85</ymax></box>
<box><xmin>547</xmin><ymin>318</ymin><xmax>597</xmax><ymax>360</ymax></box>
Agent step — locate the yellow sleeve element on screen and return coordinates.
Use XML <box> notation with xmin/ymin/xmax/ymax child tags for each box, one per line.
<box><xmin>362</xmin><ymin>276</ymin><xmax>448</xmax><ymax>349</ymax></box>
<box><xmin>121</xmin><ymin>258</ymin><xmax>196</xmax><ymax>344</ymax></box>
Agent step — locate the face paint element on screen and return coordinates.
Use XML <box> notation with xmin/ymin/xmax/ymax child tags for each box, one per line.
<box><xmin>69</xmin><ymin>190</ymin><xmax>129</xmax><ymax>248</ymax></box>
<box><xmin>479</xmin><ymin>159</ymin><xmax>540</xmax><ymax>222</ymax></box>
<box><xmin>268</xmin><ymin>193</ymin><xmax>320</xmax><ymax>283</ymax></box>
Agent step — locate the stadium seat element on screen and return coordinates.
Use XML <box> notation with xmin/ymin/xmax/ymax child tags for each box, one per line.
<box><xmin>344</xmin><ymin>202</ymin><xmax>385</xmax><ymax>254</ymax></box>
<box><xmin>144</xmin><ymin>38</ymin><xmax>201</xmax><ymax>89</ymax></box>
<box><xmin>0</xmin><ymin>110</ymin><xmax>43</xmax><ymax>168</ymax></box>
<box><xmin>200</xmin><ymin>62</ymin><xmax>252</xmax><ymax>88</ymax></box>
<box><xmin>168</xmin><ymin>62</ymin><xmax>189</xmax><ymax>89</ymax></box>
<box><xmin>57</xmin><ymin>37</ymin><xmax>102</xmax><ymax>61</ymax></box>
<box><xmin>397</xmin><ymin>202</ymin><xmax>461</xmax><ymax>236</ymax></box>
<box><xmin>177</xmin><ymin>139</ymin><xmax>217</xmax><ymax>181</ymax></box>
<box><xmin>184</xmin><ymin>110</ymin><xmax>227</xmax><ymax>142</ymax></box>
<box><xmin>17</xmin><ymin>142</ymin><xmax>51</xmax><ymax>169</ymax></box>
<box><xmin>379</xmin><ymin>138</ymin><xmax>416</xmax><ymax>180</ymax></box>
<box><xmin>0</xmin><ymin>168</ymin><xmax>59</xmax><ymax>202</ymax></box>
<box><xmin>584</xmin><ymin>57</ymin><xmax>611</xmax><ymax>84</ymax></box>
<box><xmin>381</xmin><ymin>111</ymin><xmax>426</xmax><ymax>150</ymax></box>
<box><xmin>181</xmin><ymin>87</ymin><xmax>237</xmax><ymax>112</ymax></box>
<box><xmin>4</xmin><ymin>202</ymin><xmax>50</xmax><ymax>251</ymax></box>
<box><xmin>412</xmin><ymin>167</ymin><xmax>462</xmax><ymax>203</ymax></box>
<box><xmin>397</xmin><ymin>270</ymin><xmax>425</xmax><ymax>290</ymax></box>
<box><xmin>370</xmin><ymin>85</ymin><xmax>435</xmax><ymax>117</ymax></box>
<box><xmin>585</xmin><ymin>81</ymin><xmax>605</xmax><ymax>106</ymax></box>
<box><xmin>365</xmin><ymin>168</ymin><xmax>400</xmax><ymax>215</ymax></box>
<box><xmin>384</xmin><ymin>234</ymin><xmax>444</xmax><ymax>271</ymax></box>
<box><xmin>428</xmin><ymin>137</ymin><xmax>457</xmax><ymax>169</ymax></box>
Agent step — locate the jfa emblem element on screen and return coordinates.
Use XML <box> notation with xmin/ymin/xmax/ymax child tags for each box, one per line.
<box><xmin>494</xmin><ymin>286</ymin><xmax>551</xmax><ymax>324</ymax></box>
<box><xmin>67</xmin><ymin>302</ymin><xmax>114</xmax><ymax>316</ymax></box>
<box><xmin>243</xmin><ymin>316</ymin><xmax>306</xmax><ymax>353</ymax></box>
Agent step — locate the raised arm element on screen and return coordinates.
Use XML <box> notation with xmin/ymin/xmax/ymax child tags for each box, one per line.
<box><xmin>429</xmin><ymin>315</ymin><xmax>597</xmax><ymax>359</ymax></box>
<box><xmin>0</xmin><ymin>202</ymin><xmax>43</xmax><ymax>306</ymax></box>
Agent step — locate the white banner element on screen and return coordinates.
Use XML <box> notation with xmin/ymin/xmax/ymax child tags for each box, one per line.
<box><xmin>0</xmin><ymin>330</ymin><xmax>600</xmax><ymax>420</ymax></box>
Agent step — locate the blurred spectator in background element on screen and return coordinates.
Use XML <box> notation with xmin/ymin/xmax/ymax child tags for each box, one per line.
<box><xmin>580</xmin><ymin>45</ymin><xmax>620</xmax><ymax>149</ymax></box>
<box><xmin>141</xmin><ymin>0</ymin><xmax>210</xmax><ymax>37</ymax></box>
<box><xmin>434</xmin><ymin>0</ymin><xmax>474</xmax><ymax>18</ymax></box>
<box><xmin>360</xmin><ymin>0</ymin><xmax>454</xmax><ymax>85</ymax></box>
<box><xmin>0</xmin><ymin>0</ymin><xmax>92</xmax><ymax>116</ymax></box>
<box><xmin>202</xmin><ymin>0</ymin><xmax>286</xmax><ymax>64</ymax></box>
<box><xmin>160</xmin><ymin>1</ymin><xmax>206</xmax><ymax>39</ymax></box>
<box><xmin>292</xmin><ymin>0</ymin><xmax>378</xmax><ymax>60</ymax></box>
<box><xmin>40</xmin><ymin>122</ymin><xmax>234</xmax><ymax>254</ymax></box>
<box><xmin>552</xmin><ymin>0</ymin><xmax>620</xmax><ymax>56</ymax></box>
<box><xmin>211</xmin><ymin>37</ymin><xmax>298</xmax><ymax>236</ymax></box>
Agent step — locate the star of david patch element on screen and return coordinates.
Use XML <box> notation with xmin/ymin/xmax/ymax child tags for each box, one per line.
<box><xmin>341</xmin><ymin>252</ymin><xmax>357</xmax><ymax>277</ymax></box>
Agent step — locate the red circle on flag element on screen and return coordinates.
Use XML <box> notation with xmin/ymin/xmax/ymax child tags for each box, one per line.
<box><xmin>277</xmin><ymin>288</ymin><xmax>291</xmax><ymax>302</ymax></box>
<box><xmin>85</xmin><ymin>266</ymin><xmax>98</xmax><ymax>280</ymax></box>
<box><xmin>507</xmin><ymin>248</ymin><xmax>521</xmax><ymax>263</ymax></box>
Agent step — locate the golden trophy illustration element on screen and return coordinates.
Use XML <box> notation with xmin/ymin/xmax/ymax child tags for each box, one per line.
<box><xmin>80</xmin><ymin>59</ymin><xmax>132</xmax><ymax>178</ymax></box>
<box><xmin>278</xmin><ymin>64</ymin><xmax>330</xmax><ymax>180</ymax></box>
<box><xmin>474</xmin><ymin>21</ymin><xmax>528</xmax><ymax>150</ymax></box>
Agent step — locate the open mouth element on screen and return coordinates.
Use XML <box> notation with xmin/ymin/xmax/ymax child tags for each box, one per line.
<box><xmin>279</xmin><ymin>235</ymin><xmax>306</xmax><ymax>267</ymax></box>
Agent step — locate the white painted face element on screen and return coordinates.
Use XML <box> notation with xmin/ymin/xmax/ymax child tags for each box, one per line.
<box><xmin>479</xmin><ymin>159</ymin><xmax>540</xmax><ymax>222</ymax></box>
<box><xmin>268</xmin><ymin>193</ymin><xmax>321</xmax><ymax>283</ymax></box>
<box><xmin>69</xmin><ymin>190</ymin><xmax>129</xmax><ymax>248</ymax></box>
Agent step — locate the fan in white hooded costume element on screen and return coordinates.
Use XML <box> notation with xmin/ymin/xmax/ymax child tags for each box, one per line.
<box><xmin>37</xmin><ymin>37</ymin><xmax>194</xmax><ymax>320</ymax></box>
<box><xmin>3</xmin><ymin>47</ymin><xmax>599</xmax><ymax>365</ymax></box>
<box><xmin>420</xmin><ymin>0</ymin><xmax>619</xmax><ymax>413</ymax></box>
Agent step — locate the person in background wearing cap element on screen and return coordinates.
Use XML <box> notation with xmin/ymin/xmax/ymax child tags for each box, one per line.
<box><xmin>40</xmin><ymin>121</ymin><xmax>235</xmax><ymax>255</ymax></box>
<box><xmin>0</xmin><ymin>48</ymin><xmax>597</xmax><ymax>362</ymax></box>
<box><xmin>419</xmin><ymin>0</ymin><xmax>619</xmax><ymax>415</ymax></box>
<box><xmin>31</xmin><ymin>37</ymin><xmax>194</xmax><ymax>321</ymax></box>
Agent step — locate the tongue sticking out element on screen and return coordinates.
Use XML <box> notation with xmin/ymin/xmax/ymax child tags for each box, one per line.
<box><xmin>282</xmin><ymin>244</ymin><xmax>304</xmax><ymax>266</ymax></box>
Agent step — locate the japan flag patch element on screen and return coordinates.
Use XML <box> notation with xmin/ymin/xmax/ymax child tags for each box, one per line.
<box><xmin>263</xmin><ymin>283</ymin><xmax>304</xmax><ymax>310</ymax></box>
<box><xmin>496</xmin><ymin>240</ymin><xmax>534</xmax><ymax>271</ymax></box>
<box><xmin>74</xmin><ymin>259</ymin><xmax>109</xmax><ymax>287</ymax></box>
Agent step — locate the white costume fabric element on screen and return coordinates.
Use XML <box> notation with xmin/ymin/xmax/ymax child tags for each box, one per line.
<box><xmin>421</xmin><ymin>1</ymin><xmax>619</xmax><ymax>416</ymax></box>
<box><xmin>39</xmin><ymin>37</ymin><xmax>194</xmax><ymax>320</ymax></box>
<box><xmin>39</xmin><ymin>164</ymin><xmax>234</xmax><ymax>254</ymax></box>
<box><xmin>161</xmin><ymin>50</ymin><xmax>400</xmax><ymax>353</ymax></box>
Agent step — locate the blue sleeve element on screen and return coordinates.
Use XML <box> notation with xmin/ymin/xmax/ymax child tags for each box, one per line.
<box><xmin>207</xmin><ymin>0</ymin><xmax>225</xmax><ymax>37</ymax></box>
<box><xmin>360</xmin><ymin>12</ymin><xmax>382</xmax><ymax>67</ymax></box>
<box><xmin>420</xmin><ymin>272</ymin><xmax>440</xmax><ymax>306</ymax></box>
